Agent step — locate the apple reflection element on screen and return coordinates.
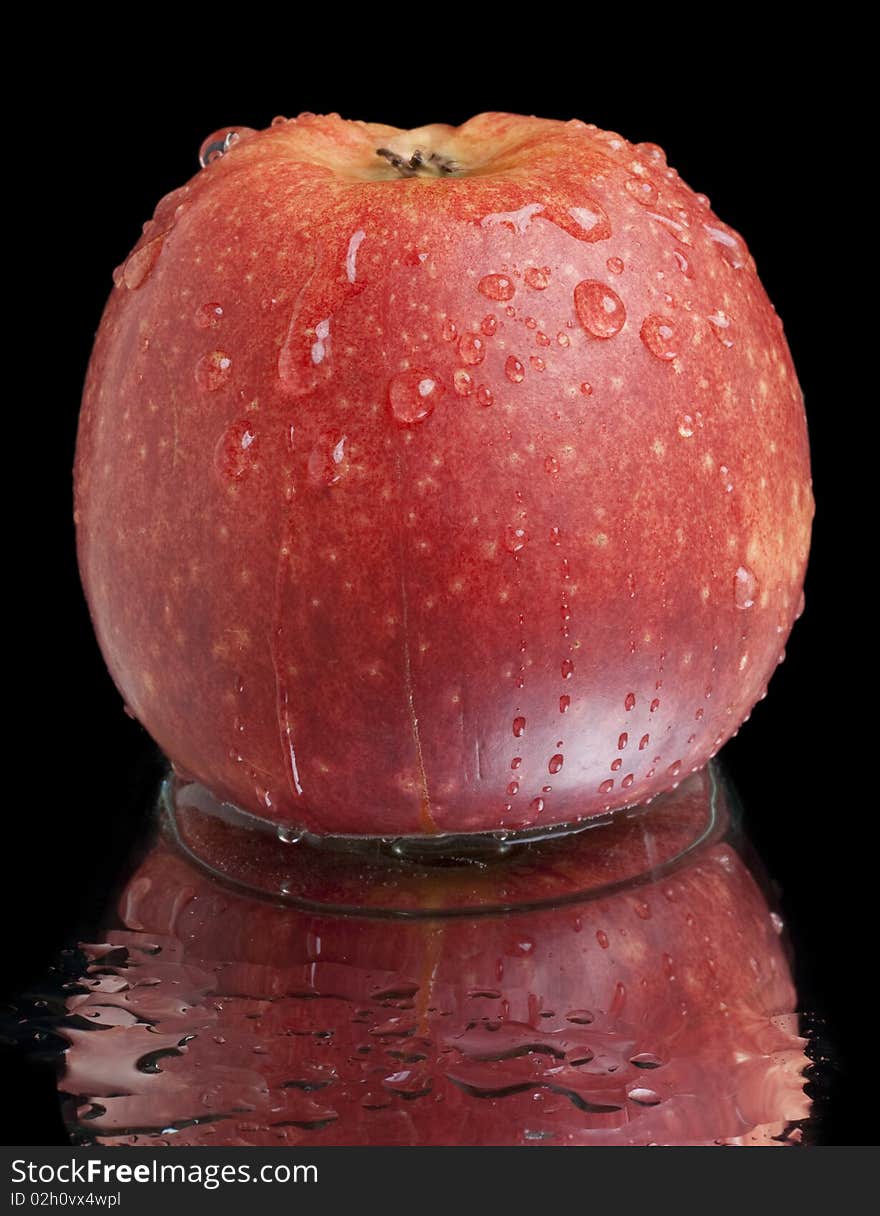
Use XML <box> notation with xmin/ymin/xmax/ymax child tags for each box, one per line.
<box><xmin>59</xmin><ymin>766</ymin><xmax>809</xmax><ymax>1146</ymax></box>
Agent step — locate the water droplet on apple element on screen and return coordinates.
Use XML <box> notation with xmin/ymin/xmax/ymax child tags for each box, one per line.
<box><xmin>198</xmin><ymin>127</ymin><xmax>252</xmax><ymax>168</ymax></box>
<box><xmin>617</xmin><ymin>732</ymin><xmax>628</xmax><ymax>750</ymax></box>
<box><xmin>388</xmin><ymin>370</ymin><xmax>444</xmax><ymax>425</ymax></box>
<box><xmin>703</xmin><ymin>222</ymin><xmax>746</xmax><ymax>269</ymax></box>
<box><xmin>441</xmin><ymin>318</ymin><xmax>457</xmax><ymax>342</ymax></box>
<box><xmin>606</xmin><ymin>256</ymin><xmax>624</xmax><ymax>275</ymax></box>
<box><xmin>599</xmin><ymin>778</ymin><xmax>614</xmax><ymax>794</ymax></box>
<box><xmin>622</xmin><ymin>773</ymin><xmax>635</xmax><ymax>788</ymax></box>
<box><xmin>707</xmin><ymin>310</ymin><xmax>734</xmax><ymax>347</ymax></box>
<box><xmin>548</xmin><ymin>754</ymin><xmax>563</xmax><ymax>774</ymax></box>
<box><xmin>308</xmin><ymin>430</ymin><xmax>348</xmax><ymax>487</ymax></box>
<box><xmin>529</xmin><ymin>356</ymin><xmax>545</xmax><ymax>372</ymax></box>
<box><xmin>574</xmin><ymin>281</ymin><xmax>626</xmax><ymax>339</ymax></box>
<box><xmin>475</xmin><ymin>385</ymin><xmax>493</xmax><ymax>407</ymax></box>
<box><xmin>506</xmin><ymin>780</ymin><xmax>519</xmax><ymax>796</ymax></box>
<box><xmin>505</xmin><ymin>356</ymin><xmax>525</xmax><ymax>384</ymax></box>
<box><xmin>195</xmin><ymin>302</ymin><xmax>224</xmax><ymax>329</ymax></box>
<box><xmin>640</xmin><ymin>315</ymin><xmax>678</xmax><ymax>360</ymax></box>
<box><xmin>734</xmin><ymin>565</ymin><xmax>758</xmax><ymax>609</ymax></box>
<box><xmin>478</xmin><ymin>274</ymin><xmax>515</xmax><ymax>302</ymax></box>
<box><xmin>564</xmin><ymin>201</ymin><xmax>612</xmax><ymax>242</ymax></box>
<box><xmin>513</xmin><ymin>716</ymin><xmax>526</xmax><ymax>737</ymax></box>
<box><xmin>770</xmin><ymin>912</ymin><xmax>784</xmax><ymax>935</ymax></box>
<box><xmin>121</xmin><ymin>235</ymin><xmax>165</xmax><ymax>290</ymax></box>
<box><xmin>673</xmin><ymin>249</ymin><xmax>693</xmax><ymax>278</ymax></box>
<box><xmin>481</xmin><ymin>315</ymin><xmax>497</xmax><ymax>336</ymax></box>
<box><xmin>511</xmin><ymin>756</ymin><xmax>522</xmax><ymax>769</ymax></box>
<box><xmin>624</xmin><ymin>692</ymin><xmax>636</xmax><ymax>711</ymax></box>
<box><xmin>559</xmin><ymin>695</ymin><xmax>570</xmax><ymax>713</ymax></box>
<box><xmin>544</xmin><ymin>456</ymin><xmax>560</xmax><ymax>475</ymax></box>
<box><xmin>459</xmin><ymin>333</ymin><xmax>486</xmax><ymax>366</ymax></box>
<box><xmin>624</xmin><ymin>178</ymin><xmax>659</xmax><ymax>206</ymax></box>
<box><xmin>628</xmin><ymin>1087</ymin><xmax>662</xmax><ymax>1106</ymax></box>
<box><xmin>504</xmin><ymin>527</ymin><xmax>529</xmax><ymax>554</ymax></box>
<box><xmin>561</xmin><ymin>658</ymin><xmax>574</xmax><ymax>679</ymax></box>
<box><xmin>596</xmin><ymin>930</ymin><xmax>610</xmax><ymax>949</ymax></box>
<box><xmin>215</xmin><ymin>418</ymin><xmax>258</xmax><ymax>482</ymax></box>
<box><xmin>611</xmin><ymin>758</ymin><xmax>622</xmax><ymax>772</ymax></box>
<box><xmin>529</xmin><ymin>797</ymin><xmax>545</xmax><ymax>815</ymax></box>
<box><xmin>580</xmin><ymin>382</ymin><xmax>593</xmax><ymax>397</ymax></box>
<box><xmin>650</xmin><ymin>698</ymin><xmax>660</xmax><ymax>713</ymax></box>
<box><xmin>453</xmin><ymin>369</ymin><xmax>474</xmax><ymax>397</ymax></box>
<box><xmin>277</xmin><ymin>824</ymin><xmax>305</xmax><ymax>844</ymax></box>
<box><xmin>195</xmin><ymin>350</ymin><xmax>232</xmax><ymax>391</ymax></box>
<box><xmin>524</xmin><ymin>266</ymin><xmax>550</xmax><ymax>290</ymax></box>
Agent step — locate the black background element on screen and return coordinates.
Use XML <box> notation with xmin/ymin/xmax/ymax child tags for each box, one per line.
<box><xmin>7</xmin><ymin>33</ymin><xmax>870</xmax><ymax>1146</ymax></box>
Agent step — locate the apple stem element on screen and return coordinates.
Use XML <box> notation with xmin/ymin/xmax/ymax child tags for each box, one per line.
<box><xmin>376</xmin><ymin>147</ymin><xmax>460</xmax><ymax>177</ymax></box>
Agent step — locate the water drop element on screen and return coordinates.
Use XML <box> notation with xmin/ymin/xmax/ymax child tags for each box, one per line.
<box><xmin>121</xmin><ymin>236</ymin><xmax>165</xmax><ymax>290</ymax></box>
<box><xmin>195</xmin><ymin>302</ymin><xmax>224</xmax><ymax>329</ymax></box>
<box><xmin>505</xmin><ymin>356</ymin><xmax>525</xmax><ymax>383</ymax></box>
<box><xmin>611</xmin><ymin>758</ymin><xmax>622</xmax><ymax>772</ymax></box>
<box><xmin>639</xmin><ymin>734</ymin><xmax>649</xmax><ymax>750</ymax></box>
<box><xmin>549</xmin><ymin>526</ymin><xmax>562</xmax><ymax>545</ymax></box>
<box><xmin>770</xmin><ymin>912</ymin><xmax>784</xmax><ymax>935</ymax></box>
<box><xmin>441</xmin><ymin>318</ymin><xmax>457</xmax><ymax>342</ymax></box>
<box><xmin>479</xmin><ymin>274</ymin><xmax>515</xmax><ymax>302</ymax></box>
<box><xmin>307</xmin><ymin>430</ymin><xmax>348</xmax><ymax>487</ymax></box>
<box><xmin>529</xmin><ymin>355</ymin><xmax>545</xmax><ymax>372</ymax></box>
<box><xmin>624</xmin><ymin>177</ymin><xmax>659</xmax><ymax>206</ymax></box>
<box><xmin>549</xmin><ymin>754</ymin><xmax>564</xmax><ymax>774</ymax></box>
<box><xmin>195</xmin><ymin>350</ymin><xmax>232</xmax><ymax>391</ymax></box>
<box><xmin>199</xmin><ymin>127</ymin><xmax>250</xmax><ymax>168</ymax></box>
<box><xmin>606</xmin><ymin>256</ymin><xmax>624</xmax><ymax>275</ymax></box>
<box><xmin>388</xmin><ymin>369</ymin><xmax>444</xmax><ymax>425</ymax></box>
<box><xmin>459</xmin><ymin>333</ymin><xmax>486</xmax><ymax>366</ymax></box>
<box><xmin>596</xmin><ymin>930</ymin><xmax>610</xmax><ymax>949</ymax></box>
<box><xmin>650</xmin><ymin>698</ymin><xmax>660</xmax><ymax>712</ymax></box>
<box><xmin>599</xmin><ymin>778</ymin><xmax>614</xmax><ymax>794</ymax></box>
<box><xmin>618</xmin><ymin>732</ymin><xmax>628</xmax><ymax>750</ymax></box>
<box><xmin>734</xmin><ymin>565</ymin><xmax>758</xmax><ymax>609</ymax></box>
<box><xmin>277</xmin><ymin>824</ymin><xmax>305</xmax><ymax>844</ymax></box>
<box><xmin>673</xmin><ymin>249</ymin><xmax>693</xmax><ymax>278</ymax></box>
<box><xmin>453</xmin><ymin>369</ymin><xmax>474</xmax><ymax>397</ymax></box>
<box><xmin>475</xmin><ymin>385</ymin><xmax>493</xmax><ymax>407</ymax></box>
<box><xmin>707</xmin><ymin>310</ymin><xmax>734</xmax><ymax>347</ymax></box>
<box><xmin>629</xmin><ymin>1053</ymin><xmax>663</xmax><ymax>1073</ymax></box>
<box><xmin>513</xmin><ymin>716</ymin><xmax>526</xmax><ymax>738</ymax></box>
<box><xmin>529</xmin><ymin>797</ymin><xmax>545</xmax><ymax>815</ymax></box>
<box><xmin>561</xmin><ymin>658</ymin><xmax>574</xmax><ymax>679</ymax></box>
<box><xmin>563</xmin><ymin>201</ymin><xmax>612</xmax><ymax>242</ymax></box>
<box><xmin>524</xmin><ymin>266</ymin><xmax>550</xmax><ymax>290</ymax></box>
<box><xmin>507</xmin><ymin>781</ymin><xmax>519</xmax><ymax>796</ymax></box>
<box><xmin>622</xmin><ymin>773</ymin><xmax>634</xmax><ymax>788</ymax></box>
<box><xmin>703</xmin><ymin>223</ymin><xmax>746</xmax><ymax>269</ymax></box>
<box><xmin>574</xmin><ymin>280</ymin><xmax>626</xmax><ymax>339</ymax></box>
<box><xmin>624</xmin><ymin>692</ymin><xmax>636</xmax><ymax>711</ymax></box>
<box><xmin>504</xmin><ymin>526</ymin><xmax>529</xmax><ymax>553</ymax></box>
<box><xmin>640</xmin><ymin>315</ymin><xmax>678</xmax><ymax>360</ymax></box>
<box><xmin>511</xmin><ymin>757</ymin><xmax>522</xmax><ymax>769</ymax></box>
<box><xmin>628</xmin><ymin>1087</ymin><xmax>662</xmax><ymax>1106</ymax></box>
<box><xmin>544</xmin><ymin>455</ymin><xmax>560</xmax><ymax>475</ymax></box>
<box><xmin>215</xmin><ymin>418</ymin><xmax>258</xmax><ymax>482</ymax></box>
<box><xmin>481</xmin><ymin>315</ymin><xmax>498</xmax><ymax>336</ymax></box>
<box><xmin>668</xmin><ymin>760</ymin><xmax>682</xmax><ymax>777</ymax></box>
<box><xmin>579</xmin><ymin>382</ymin><xmax>593</xmax><ymax>397</ymax></box>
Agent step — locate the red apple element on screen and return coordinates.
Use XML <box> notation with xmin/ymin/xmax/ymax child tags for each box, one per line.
<box><xmin>60</xmin><ymin>770</ymin><xmax>810</xmax><ymax>1146</ymax></box>
<box><xmin>74</xmin><ymin>113</ymin><xmax>812</xmax><ymax>836</ymax></box>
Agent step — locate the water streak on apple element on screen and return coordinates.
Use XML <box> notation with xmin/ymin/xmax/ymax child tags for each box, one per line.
<box><xmin>74</xmin><ymin>112</ymin><xmax>813</xmax><ymax>836</ymax></box>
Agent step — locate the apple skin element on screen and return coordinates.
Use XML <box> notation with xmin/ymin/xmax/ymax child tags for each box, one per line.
<box><xmin>74</xmin><ymin>112</ymin><xmax>813</xmax><ymax>835</ymax></box>
<box><xmin>60</xmin><ymin>772</ymin><xmax>809</xmax><ymax>1146</ymax></box>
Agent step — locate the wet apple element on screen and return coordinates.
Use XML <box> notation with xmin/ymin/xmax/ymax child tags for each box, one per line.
<box><xmin>75</xmin><ymin>113</ymin><xmax>812</xmax><ymax>836</ymax></box>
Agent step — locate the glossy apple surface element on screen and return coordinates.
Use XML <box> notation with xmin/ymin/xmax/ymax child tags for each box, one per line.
<box><xmin>60</xmin><ymin>771</ymin><xmax>809</xmax><ymax>1145</ymax></box>
<box><xmin>74</xmin><ymin>113</ymin><xmax>812</xmax><ymax>835</ymax></box>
